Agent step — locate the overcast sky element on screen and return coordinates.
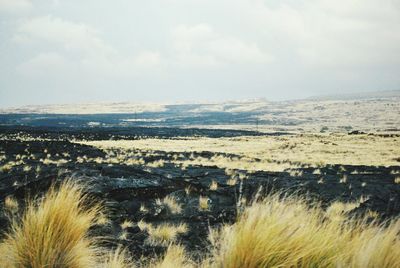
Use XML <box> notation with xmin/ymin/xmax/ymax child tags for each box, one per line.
<box><xmin>0</xmin><ymin>0</ymin><xmax>399</xmax><ymax>107</ymax></box>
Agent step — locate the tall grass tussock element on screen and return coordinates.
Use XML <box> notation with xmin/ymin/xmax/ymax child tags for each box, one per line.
<box><xmin>206</xmin><ymin>194</ymin><xmax>400</xmax><ymax>268</ymax></box>
<box><xmin>0</xmin><ymin>180</ymin><xmax>101</xmax><ymax>268</ymax></box>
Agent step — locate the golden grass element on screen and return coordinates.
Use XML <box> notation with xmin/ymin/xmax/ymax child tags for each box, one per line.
<box><xmin>205</xmin><ymin>194</ymin><xmax>400</xmax><ymax>268</ymax></box>
<box><xmin>0</xmin><ymin>180</ymin><xmax>101</xmax><ymax>268</ymax></box>
<box><xmin>159</xmin><ymin>196</ymin><xmax>182</xmax><ymax>214</ymax></box>
<box><xmin>184</xmin><ymin>186</ymin><xmax>192</xmax><ymax>195</ymax></box>
<box><xmin>226</xmin><ymin>178</ymin><xmax>237</xmax><ymax>186</ymax></box>
<box><xmin>146</xmin><ymin>223</ymin><xmax>188</xmax><ymax>247</ymax></box>
<box><xmin>22</xmin><ymin>165</ymin><xmax>32</xmax><ymax>172</ymax></box>
<box><xmin>96</xmin><ymin>212</ymin><xmax>111</xmax><ymax>226</ymax></box>
<box><xmin>99</xmin><ymin>246</ymin><xmax>134</xmax><ymax>268</ymax></box>
<box><xmin>0</xmin><ymin>162</ymin><xmax>16</xmax><ymax>173</ymax></box>
<box><xmin>326</xmin><ymin>200</ymin><xmax>361</xmax><ymax>222</ymax></box>
<box><xmin>149</xmin><ymin>244</ymin><xmax>193</xmax><ymax>268</ymax></box>
<box><xmin>1</xmin><ymin>180</ymin><xmax>398</xmax><ymax>267</ymax></box>
<box><xmin>4</xmin><ymin>196</ymin><xmax>19</xmax><ymax>214</ymax></box>
<box><xmin>147</xmin><ymin>159</ymin><xmax>165</xmax><ymax>168</ymax></box>
<box><xmin>118</xmin><ymin>231</ymin><xmax>129</xmax><ymax>241</ymax></box>
<box><xmin>80</xmin><ymin>133</ymin><xmax>400</xmax><ymax>170</ymax></box>
<box><xmin>209</xmin><ymin>181</ymin><xmax>218</xmax><ymax>191</ymax></box>
<box><xmin>199</xmin><ymin>196</ymin><xmax>209</xmax><ymax>211</ymax></box>
<box><xmin>140</xmin><ymin>203</ymin><xmax>149</xmax><ymax>213</ymax></box>
<box><xmin>120</xmin><ymin>220</ymin><xmax>134</xmax><ymax>229</ymax></box>
<box><xmin>137</xmin><ymin>219</ymin><xmax>152</xmax><ymax>231</ymax></box>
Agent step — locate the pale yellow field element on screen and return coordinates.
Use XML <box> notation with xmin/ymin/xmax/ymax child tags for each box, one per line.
<box><xmin>80</xmin><ymin>133</ymin><xmax>400</xmax><ymax>172</ymax></box>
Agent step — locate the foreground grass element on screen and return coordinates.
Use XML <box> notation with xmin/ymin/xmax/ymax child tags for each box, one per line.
<box><xmin>0</xmin><ymin>180</ymin><xmax>101</xmax><ymax>267</ymax></box>
<box><xmin>1</xmin><ymin>182</ymin><xmax>399</xmax><ymax>267</ymax></box>
<box><xmin>207</xmin><ymin>195</ymin><xmax>400</xmax><ymax>267</ymax></box>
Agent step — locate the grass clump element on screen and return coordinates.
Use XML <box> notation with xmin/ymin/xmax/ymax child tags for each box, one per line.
<box><xmin>209</xmin><ymin>181</ymin><xmax>218</xmax><ymax>191</ymax></box>
<box><xmin>199</xmin><ymin>196</ymin><xmax>209</xmax><ymax>211</ymax></box>
<box><xmin>120</xmin><ymin>219</ymin><xmax>134</xmax><ymax>229</ymax></box>
<box><xmin>146</xmin><ymin>223</ymin><xmax>188</xmax><ymax>247</ymax></box>
<box><xmin>149</xmin><ymin>244</ymin><xmax>193</xmax><ymax>268</ymax></box>
<box><xmin>4</xmin><ymin>196</ymin><xmax>19</xmax><ymax>215</ymax></box>
<box><xmin>0</xmin><ymin>180</ymin><xmax>101</xmax><ymax>268</ymax></box>
<box><xmin>157</xmin><ymin>196</ymin><xmax>182</xmax><ymax>214</ymax></box>
<box><xmin>96</xmin><ymin>212</ymin><xmax>111</xmax><ymax>226</ymax></box>
<box><xmin>206</xmin><ymin>193</ymin><xmax>400</xmax><ymax>268</ymax></box>
<box><xmin>226</xmin><ymin>178</ymin><xmax>237</xmax><ymax>186</ymax></box>
<box><xmin>1</xmin><ymin>180</ymin><xmax>399</xmax><ymax>268</ymax></box>
<box><xmin>99</xmin><ymin>246</ymin><xmax>134</xmax><ymax>268</ymax></box>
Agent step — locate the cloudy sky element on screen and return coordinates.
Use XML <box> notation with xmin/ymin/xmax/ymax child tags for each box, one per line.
<box><xmin>0</xmin><ymin>0</ymin><xmax>399</xmax><ymax>107</ymax></box>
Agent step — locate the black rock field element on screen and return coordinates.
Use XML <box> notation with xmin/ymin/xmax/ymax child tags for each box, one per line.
<box><xmin>1</xmin><ymin>127</ymin><xmax>399</xmax><ymax>259</ymax></box>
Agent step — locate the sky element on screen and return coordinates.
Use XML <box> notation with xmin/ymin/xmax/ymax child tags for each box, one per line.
<box><xmin>0</xmin><ymin>0</ymin><xmax>399</xmax><ymax>107</ymax></box>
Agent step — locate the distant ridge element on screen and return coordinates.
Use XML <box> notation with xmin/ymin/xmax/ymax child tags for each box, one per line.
<box><xmin>1</xmin><ymin>90</ymin><xmax>399</xmax><ymax>114</ymax></box>
<box><xmin>306</xmin><ymin>90</ymin><xmax>400</xmax><ymax>101</ymax></box>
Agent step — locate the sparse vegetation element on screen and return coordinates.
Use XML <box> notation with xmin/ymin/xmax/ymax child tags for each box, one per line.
<box><xmin>137</xmin><ymin>219</ymin><xmax>152</xmax><ymax>231</ymax></box>
<box><xmin>1</xmin><ymin>162</ymin><xmax>15</xmax><ymax>173</ymax></box>
<box><xmin>340</xmin><ymin>174</ymin><xmax>348</xmax><ymax>183</ymax></box>
<box><xmin>23</xmin><ymin>165</ymin><xmax>32</xmax><ymax>172</ymax></box>
<box><xmin>0</xmin><ymin>124</ymin><xmax>399</xmax><ymax>267</ymax></box>
<box><xmin>209</xmin><ymin>181</ymin><xmax>218</xmax><ymax>191</ymax></box>
<box><xmin>120</xmin><ymin>220</ymin><xmax>134</xmax><ymax>229</ymax></box>
<box><xmin>82</xmin><ymin>133</ymin><xmax>400</xmax><ymax>172</ymax></box>
<box><xmin>146</xmin><ymin>223</ymin><xmax>188</xmax><ymax>246</ymax></box>
<box><xmin>160</xmin><ymin>196</ymin><xmax>182</xmax><ymax>214</ymax></box>
<box><xmin>96</xmin><ymin>213</ymin><xmax>111</xmax><ymax>226</ymax></box>
<box><xmin>99</xmin><ymin>246</ymin><xmax>134</xmax><ymax>268</ymax></box>
<box><xmin>4</xmin><ymin>196</ymin><xmax>19</xmax><ymax>214</ymax></box>
<box><xmin>199</xmin><ymin>196</ymin><xmax>210</xmax><ymax>211</ymax></box>
<box><xmin>226</xmin><ymin>177</ymin><xmax>237</xmax><ymax>186</ymax></box>
<box><xmin>118</xmin><ymin>231</ymin><xmax>128</xmax><ymax>240</ymax></box>
<box><xmin>0</xmin><ymin>180</ymin><xmax>399</xmax><ymax>267</ymax></box>
<box><xmin>149</xmin><ymin>244</ymin><xmax>192</xmax><ymax>268</ymax></box>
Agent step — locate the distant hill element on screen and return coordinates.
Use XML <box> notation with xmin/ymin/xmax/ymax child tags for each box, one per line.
<box><xmin>307</xmin><ymin>90</ymin><xmax>400</xmax><ymax>101</ymax></box>
<box><xmin>0</xmin><ymin>90</ymin><xmax>398</xmax><ymax>133</ymax></box>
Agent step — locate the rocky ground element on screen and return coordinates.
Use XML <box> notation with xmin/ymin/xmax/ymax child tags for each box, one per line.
<box><xmin>0</xmin><ymin>128</ymin><xmax>399</xmax><ymax>259</ymax></box>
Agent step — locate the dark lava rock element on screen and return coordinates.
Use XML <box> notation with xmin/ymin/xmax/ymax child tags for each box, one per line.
<box><xmin>0</xmin><ymin>136</ymin><xmax>399</xmax><ymax>258</ymax></box>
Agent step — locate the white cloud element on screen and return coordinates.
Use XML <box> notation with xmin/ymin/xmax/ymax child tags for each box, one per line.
<box><xmin>14</xmin><ymin>15</ymin><xmax>162</xmax><ymax>78</ymax></box>
<box><xmin>0</xmin><ymin>0</ymin><xmax>32</xmax><ymax>13</ymax></box>
<box><xmin>171</xmin><ymin>24</ymin><xmax>272</xmax><ymax>66</ymax></box>
<box><xmin>134</xmin><ymin>51</ymin><xmax>161</xmax><ymax>68</ymax></box>
<box><xmin>15</xmin><ymin>15</ymin><xmax>115</xmax><ymax>56</ymax></box>
<box><xmin>17</xmin><ymin>52</ymin><xmax>73</xmax><ymax>77</ymax></box>
<box><xmin>243</xmin><ymin>0</ymin><xmax>400</xmax><ymax>66</ymax></box>
<box><xmin>2</xmin><ymin>0</ymin><xmax>400</xmax><ymax>106</ymax></box>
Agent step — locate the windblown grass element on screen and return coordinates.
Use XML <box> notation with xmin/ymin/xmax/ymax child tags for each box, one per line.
<box><xmin>206</xmin><ymin>194</ymin><xmax>400</xmax><ymax>268</ymax></box>
<box><xmin>157</xmin><ymin>196</ymin><xmax>182</xmax><ymax>215</ymax></box>
<box><xmin>146</xmin><ymin>223</ymin><xmax>188</xmax><ymax>246</ymax></box>
<box><xmin>1</xmin><ymin>181</ymin><xmax>399</xmax><ymax>267</ymax></box>
<box><xmin>4</xmin><ymin>196</ymin><xmax>19</xmax><ymax>214</ymax></box>
<box><xmin>149</xmin><ymin>244</ymin><xmax>193</xmax><ymax>268</ymax></box>
<box><xmin>120</xmin><ymin>220</ymin><xmax>134</xmax><ymax>229</ymax></box>
<box><xmin>0</xmin><ymin>180</ymin><xmax>101</xmax><ymax>268</ymax></box>
<box><xmin>99</xmin><ymin>247</ymin><xmax>134</xmax><ymax>268</ymax></box>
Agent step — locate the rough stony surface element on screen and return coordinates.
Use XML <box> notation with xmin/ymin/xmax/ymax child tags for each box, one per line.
<box><xmin>0</xmin><ymin>130</ymin><xmax>399</xmax><ymax>258</ymax></box>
